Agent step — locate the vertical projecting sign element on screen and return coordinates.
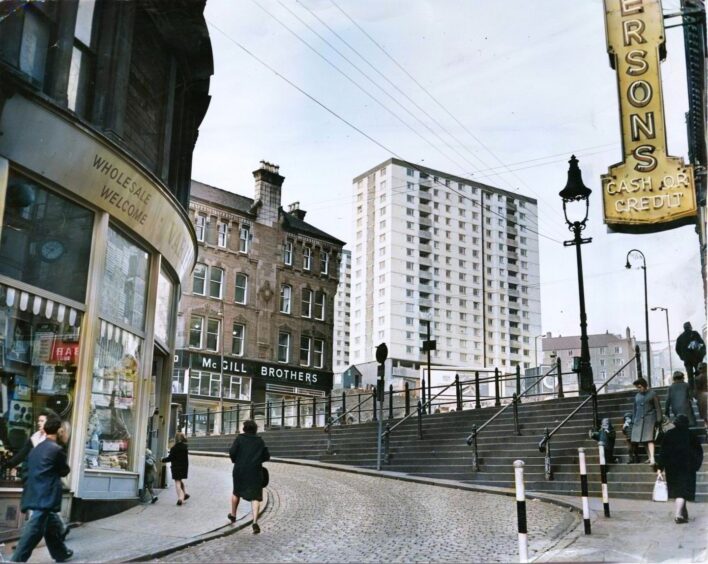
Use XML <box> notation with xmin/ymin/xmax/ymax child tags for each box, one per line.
<box><xmin>602</xmin><ymin>0</ymin><xmax>696</xmax><ymax>232</ymax></box>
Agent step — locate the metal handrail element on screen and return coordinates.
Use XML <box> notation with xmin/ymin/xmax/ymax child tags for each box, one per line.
<box><xmin>538</xmin><ymin>353</ymin><xmax>638</xmax><ymax>452</ymax></box>
<box><xmin>324</xmin><ymin>394</ymin><xmax>373</xmax><ymax>432</ymax></box>
<box><xmin>465</xmin><ymin>362</ymin><xmax>561</xmax><ymax>446</ymax></box>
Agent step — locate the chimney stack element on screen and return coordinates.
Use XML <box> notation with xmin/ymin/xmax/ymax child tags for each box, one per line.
<box><xmin>253</xmin><ymin>160</ymin><xmax>284</xmax><ymax>226</ymax></box>
<box><xmin>287</xmin><ymin>201</ymin><xmax>307</xmax><ymax>221</ymax></box>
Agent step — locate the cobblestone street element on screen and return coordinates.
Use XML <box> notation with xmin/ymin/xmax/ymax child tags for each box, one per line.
<box><xmin>162</xmin><ymin>460</ymin><xmax>578</xmax><ymax>563</ymax></box>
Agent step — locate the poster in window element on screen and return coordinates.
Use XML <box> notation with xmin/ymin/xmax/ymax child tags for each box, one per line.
<box><xmin>6</xmin><ymin>319</ymin><xmax>30</xmax><ymax>364</ymax></box>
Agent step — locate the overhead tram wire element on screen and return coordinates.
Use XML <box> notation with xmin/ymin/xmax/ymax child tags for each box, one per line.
<box><xmin>328</xmin><ymin>0</ymin><xmax>572</xmax><ymax>230</ymax></box>
<box><xmin>254</xmin><ymin>0</ymin><xmax>479</xmax><ymax>179</ymax></box>
<box><xmin>205</xmin><ymin>19</ymin><xmax>562</xmax><ymax>245</ymax></box>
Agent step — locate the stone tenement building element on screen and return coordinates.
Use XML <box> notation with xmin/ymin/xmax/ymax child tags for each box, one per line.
<box><xmin>174</xmin><ymin>162</ymin><xmax>345</xmax><ymax>429</ymax></box>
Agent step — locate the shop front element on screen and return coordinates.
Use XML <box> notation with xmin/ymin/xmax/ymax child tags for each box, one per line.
<box><xmin>0</xmin><ymin>93</ymin><xmax>195</xmax><ymax>532</ymax></box>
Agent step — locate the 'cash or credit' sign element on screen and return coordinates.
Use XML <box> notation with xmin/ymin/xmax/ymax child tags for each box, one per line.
<box><xmin>601</xmin><ymin>0</ymin><xmax>696</xmax><ymax>232</ymax></box>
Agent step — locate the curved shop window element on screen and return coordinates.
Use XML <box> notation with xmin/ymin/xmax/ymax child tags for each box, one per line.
<box><xmin>85</xmin><ymin>227</ymin><xmax>149</xmax><ymax>472</ymax></box>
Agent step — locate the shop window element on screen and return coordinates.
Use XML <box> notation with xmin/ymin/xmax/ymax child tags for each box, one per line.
<box><xmin>314</xmin><ymin>291</ymin><xmax>326</xmax><ymax>321</ymax></box>
<box><xmin>0</xmin><ymin>283</ymin><xmax>82</xmax><ymax>486</ymax></box>
<box><xmin>223</xmin><ymin>375</ymin><xmax>250</xmax><ymax>401</ymax></box>
<box><xmin>279</xmin><ymin>285</ymin><xmax>291</xmax><ymax>314</ymax></box>
<box><xmin>313</xmin><ymin>339</ymin><xmax>324</xmax><ymax>368</ymax></box>
<box><xmin>205</xmin><ymin>318</ymin><xmax>220</xmax><ymax>351</ymax></box>
<box><xmin>67</xmin><ymin>0</ymin><xmax>97</xmax><ymax>118</ymax></box>
<box><xmin>216</xmin><ymin>222</ymin><xmax>227</xmax><ymax>248</ymax></box>
<box><xmin>99</xmin><ymin>227</ymin><xmax>149</xmax><ymax>332</ymax></box>
<box><xmin>239</xmin><ymin>225</ymin><xmax>250</xmax><ymax>253</ymax></box>
<box><xmin>154</xmin><ymin>268</ymin><xmax>174</xmax><ymax>347</ymax></box>
<box><xmin>320</xmin><ymin>251</ymin><xmax>329</xmax><ymax>275</ymax></box>
<box><xmin>172</xmin><ymin>368</ymin><xmax>186</xmax><ymax>394</ymax></box>
<box><xmin>277</xmin><ymin>332</ymin><xmax>290</xmax><ymax>363</ymax></box>
<box><xmin>232</xmin><ymin>323</ymin><xmax>245</xmax><ymax>356</ymax></box>
<box><xmin>209</xmin><ymin>267</ymin><xmax>223</xmax><ymax>299</ymax></box>
<box><xmin>194</xmin><ymin>215</ymin><xmax>206</xmax><ymax>242</ymax></box>
<box><xmin>188</xmin><ymin>315</ymin><xmax>202</xmax><ymax>348</ymax></box>
<box><xmin>300</xmin><ymin>336</ymin><xmax>311</xmax><ymax>366</ymax></box>
<box><xmin>0</xmin><ymin>172</ymin><xmax>94</xmax><ymax>303</ymax></box>
<box><xmin>301</xmin><ymin>288</ymin><xmax>312</xmax><ymax>318</ymax></box>
<box><xmin>85</xmin><ymin>321</ymin><xmax>142</xmax><ymax>472</ymax></box>
<box><xmin>303</xmin><ymin>247</ymin><xmax>311</xmax><ymax>271</ymax></box>
<box><xmin>283</xmin><ymin>240</ymin><xmax>293</xmax><ymax>266</ymax></box>
<box><xmin>192</xmin><ymin>264</ymin><xmax>206</xmax><ymax>295</ymax></box>
<box><xmin>189</xmin><ymin>370</ymin><xmax>220</xmax><ymax>398</ymax></box>
<box><xmin>234</xmin><ymin>273</ymin><xmax>248</xmax><ymax>304</ymax></box>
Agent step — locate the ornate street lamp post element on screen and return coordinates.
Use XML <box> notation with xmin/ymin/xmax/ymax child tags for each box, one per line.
<box><xmin>559</xmin><ymin>156</ymin><xmax>594</xmax><ymax>396</ymax></box>
<box><xmin>625</xmin><ymin>250</ymin><xmax>651</xmax><ymax>387</ymax></box>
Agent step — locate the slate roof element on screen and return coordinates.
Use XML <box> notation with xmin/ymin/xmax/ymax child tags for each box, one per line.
<box><xmin>542</xmin><ymin>332</ymin><xmax>632</xmax><ymax>351</ymax></box>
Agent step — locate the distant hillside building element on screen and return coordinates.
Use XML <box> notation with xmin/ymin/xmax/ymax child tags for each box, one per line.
<box><xmin>541</xmin><ymin>329</ymin><xmax>639</xmax><ymax>392</ymax></box>
<box><xmin>174</xmin><ymin>163</ymin><xmax>345</xmax><ymax>431</ymax></box>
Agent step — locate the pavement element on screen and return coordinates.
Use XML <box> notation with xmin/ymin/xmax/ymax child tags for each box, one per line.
<box><xmin>1</xmin><ymin>453</ymin><xmax>704</xmax><ymax>562</ymax></box>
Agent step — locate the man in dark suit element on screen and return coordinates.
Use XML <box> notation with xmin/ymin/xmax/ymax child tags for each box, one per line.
<box><xmin>11</xmin><ymin>414</ymin><xmax>72</xmax><ymax>562</ymax></box>
<box><xmin>675</xmin><ymin>322</ymin><xmax>706</xmax><ymax>394</ymax></box>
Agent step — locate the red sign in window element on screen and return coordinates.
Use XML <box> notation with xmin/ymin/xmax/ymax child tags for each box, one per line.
<box><xmin>51</xmin><ymin>342</ymin><xmax>79</xmax><ymax>364</ymax></box>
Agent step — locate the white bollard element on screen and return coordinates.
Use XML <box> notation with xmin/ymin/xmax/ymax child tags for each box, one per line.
<box><xmin>598</xmin><ymin>443</ymin><xmax>610</xmax><ymax>517</ymax></box>
<box><xmin>578</xmin><ymin>447</ymin><xmax>591</xmax><ymax>534</ymax></box>
<box><xmin>513</xmin><ymin>460</ymin><xmax>528</xmax><ymax>563</ymax></box>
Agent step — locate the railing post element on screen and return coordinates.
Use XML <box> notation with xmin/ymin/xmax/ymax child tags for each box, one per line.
<box><xmin>404</xmin><ymin>382</ymin><xmax>410</xmax><ymax>416</ymax></box>
<box><xmin>475</xmin><ymin>371</ymin><xmax>481</xmax><ymax>409</ymax></box>
<box><xmin>455</xmin><ymin>374</ymin><xmax>462</xmax><ymax>411</ymax></box>
<box><xmin>543</xmin><ymin>426</ymin><xmax>553</xmax><ymax>480</ymax></box>
<box><xmin>388</xmin><ymin>384</ymin><xmax>394</xmax><ymax>420</ymax></box>
<box><xmin>635</xmin><ymin>344</ymin><xmax>643</xmax><ymax>380</ymax></box>
<box><xmin>513</xmin><ymin>393</ymin><xmax>520</xmax><ymax>436</ymax></box>
<box><xmin>417</xmin><ymin>400</ymin><xmax>423</xmax><ymax>439</ymax></box>
<box><xmin>421</xmin><ymin>377</ymin><xmax>426</xmax><ymax>415</ymax></box>
<box><xmin>341</xmin><ymin>391</ymin><xmax>347</xmax><ymax>424</ymax></box>
<box><xmin>281</xmin><ymin>398</ymin><xmax>285</xmax><ymax>428</ymax></box>
<box><xmin>296</xmin><ymin>397</ymin><xmax>301</xmax><ymax>428</ymax></box>
<box><xmin>556</xmin><ymin>357</ymin><xmax>564</xmax><ymax>399</ymax></box>
<box><xmin>235</xmin><ymin>404</ymin><xmax>240</xmax><ymax>434</ymax></box>
<box><xmin>591</xmin><ymin>384</ymin><xmax>599</xmax><ymax>430</ymax></box>
<box><xmin>326</xmin><ymin>393</ymin><xmax>332</xmax><ymax>423</ymax></box>
<box><xmin>205</xmin><ymin>408</ymin><xmax>211</xmax><ymax>436</ymax></box>
<box><xmin>266</xmin><ymin>400</ymin><xmax>271</xmax><ymax>430</ymax></box>
<box><xmin>515</xmin><ymin>365</ymin><xmax>521</xmax><ymax>400</ymax></box>
<box><xmin>192</xmin><ymin>410</ymin><xmax>196</xmax><ymax>437</ymax></box>
<box><xmin>326</xmin><ymin>418</ymin><xmax>333</xmax><ymax>455</ymax></box>
<box><xmin>384</xmin><ymin>423</ymin><xmax>391</xmax><ymax>464</ymax></box>
<box><xmin>250</xmin><ymin>402</ymin><xmax>255</xmax><ymax>421</ymax></box>
<box><xmin>469</xmin><ymin>424</ymin><xmax>480</xmax><ymax>472</ymax></box>
<box><xmin>312</xmin><ymin>396</ymin><xmax>317</xmax><ymax>428</ymax></box>
<box><xmin>372</xmin><ymin>389</ymin><xmax>378</xmax><ymax>421</ymax></box>
<box><xmin>514</xmin><ymin>460</ymin><xmax>528</xmax><ymax>563</ymax></box>
<box><xmin>494</xmin><ymin>368</ymin><xmax>501</xmax><ymax>407</ymax></box>
<box><xmin>358</xmin><ymin>393</ymin><xmax>362</xmax><ymax>423</ymax></box>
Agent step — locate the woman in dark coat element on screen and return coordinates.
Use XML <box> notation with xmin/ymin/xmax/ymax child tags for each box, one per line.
<box><xmin>228</xmin><ymin>420</ymin><xmax>270</xmax><ymax>534</ymax></box>
<box><xmin>162</xmin><ymin>432</ymin><xmax>190</xmax><ymax>506</ymax></box>
<box><xmin>655</xmin><ymin>414</ymin><xmax>703</xmax><ymax>523</ymax></box>
<box><xmin>631</xmin><ymin>378</ymin><xmax>661</xmax><ymax>464</ymax></box>
<box><xmin>665</xmin><ymin>371</ymin><xmax>696</xmax><ymax>426</ymax></box>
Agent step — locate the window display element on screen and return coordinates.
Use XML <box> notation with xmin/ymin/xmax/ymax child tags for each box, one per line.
<box><xmin>84</xmin><ymin>321</ymin><xmax>141</xmax><ymax>472</ymax></box>
<box><xmin>0</xmin><ymin>284</ymin><xmax>81</xmax><ymax>484</ymax></box>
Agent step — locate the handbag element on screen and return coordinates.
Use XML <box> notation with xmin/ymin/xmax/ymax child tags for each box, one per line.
<box><xmin>262</xmin><ymin>466</ymin><xmax>270</xmax><ymax>488</ymax></box>
<box><xmin>652</xmin><ymin>474</ymin><xmax>668</xmax><ymax>502</ymax></box>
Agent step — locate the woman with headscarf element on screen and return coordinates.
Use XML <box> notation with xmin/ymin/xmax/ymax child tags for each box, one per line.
<box><xmin>631</xmin><ymin>378</ymin><xmax>661</xmax><ymax>465</ymax></box>
<box><xmin>228</xmin><ymin>419</ymin><xmax>270</xmax><ymax>534</ymax></box>
<box><xmin>655</xmin><ymin>414</ymin><xmax>703</xmax><ymax>523</ymax></box>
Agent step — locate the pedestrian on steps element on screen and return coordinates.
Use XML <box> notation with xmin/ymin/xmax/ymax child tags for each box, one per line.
<box><xmin>675</xmin><ymin>322</ymin><xmax>705</xmax><ymax>395</ymax></box>
<box><xmin>631</xmin><ymin>378</ymin><xmax>661</xmax><ymax>465</ymax></box>
<box><xmin>162</xmin><ymin>432</ymin><xmax>190</xmax><ymax>506</ymax></box>
<box><xmin>665</xmin><ymin>371</ymin><xmax>696</xmax><ymax>426</ymax></box>
<box><xmin>654</xmin><ymin>414</ymin><xmax>703</xmax><ymax>524</ymax></box>
<box><xmin>228</xmin><ymin>420</ymin><xmax>270</xmax><ymax>534</ymax></box>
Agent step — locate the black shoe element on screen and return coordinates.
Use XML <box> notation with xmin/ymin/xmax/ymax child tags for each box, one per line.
<box><xmin>227</xmin><ymin>513</ymin><xmax>236</xmax><ymax>523</ymax></box>
<box><xmin>177</xmin><ymin>500</ymin><xmax>183</xmax><ymax>506</ymax></box>
<box><xmin>682</xmin><ymin>506</ymin><xmax>688</xmax><ymax>520</ymax></box>
<box><xmin>151</xmin><ymin>496</ymin><xmax>158</xmax><ymax>504</ymax></box>
<box><xmin>56</xmin><ymin>549</ymin><xmax>74</xmax><ymax>562</ymax></box>
<box><xmin>675</xmin><ymin>516</ymin><xmax>688</xmax><ymax>524</ymax></box>
<box><xmin>184</xmin><ymin>494</ymin><xmax>191</xmax><ymax>501</ymax></box>
<box><xmin>252</xmin><ymin>523</ymin><xmax>260</xmax><ymax>534</ymax></box>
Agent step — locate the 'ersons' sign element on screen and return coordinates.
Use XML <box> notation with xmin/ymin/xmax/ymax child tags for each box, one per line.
<box><xmin>601</xmin><ymin>0</ymin><xmax>696</xmax><ymax>232</ymax></box>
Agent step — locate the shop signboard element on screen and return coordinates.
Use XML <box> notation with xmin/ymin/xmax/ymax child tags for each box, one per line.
<box><xmin>188</xmin><ymin>351</ymin><xmax>333</xmax><ymax>391</ymax></box>
<box><xmin>601</xmin><ymin>0</ymin><xmax>696</xmax><ymax>232</ymax></box>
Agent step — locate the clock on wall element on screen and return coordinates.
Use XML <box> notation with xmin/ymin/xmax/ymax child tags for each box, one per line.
<box><xmin>40</xmin><ymin>239</ymin><xmax>66</xmax><ymax>262</ymax></box>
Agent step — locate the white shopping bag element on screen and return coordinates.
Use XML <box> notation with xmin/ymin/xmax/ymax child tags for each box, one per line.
<box><xmin>652</xmin><ymin>475</ymin><xmax>668</xmax><ymax>502</ymax></box>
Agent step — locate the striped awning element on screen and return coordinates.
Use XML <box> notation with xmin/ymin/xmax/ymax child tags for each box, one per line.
<box><xmin>0</xmin><ymin>283</ymin><xmax>83</xmax><ymax>327</ymax></box>
<box><xmin>99</xmin><ymin>319</ymin><xmax>141</xmax><ymax>351</ymax></box>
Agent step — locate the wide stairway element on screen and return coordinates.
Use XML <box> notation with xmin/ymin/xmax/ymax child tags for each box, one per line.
<box><xmin>190</xmin><ymin>388</ymin><xmax>707</xmax><ymax>501</ymax></box>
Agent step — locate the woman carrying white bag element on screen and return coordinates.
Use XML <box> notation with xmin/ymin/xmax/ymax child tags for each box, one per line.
<box><xmin>653</xmin><ymin>414</ymin><xmax>703</xmax><ymax>523</ymax></box>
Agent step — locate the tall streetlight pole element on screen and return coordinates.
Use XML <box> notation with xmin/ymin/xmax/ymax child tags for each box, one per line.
<box><xmin>625</xmin><ymin>250</ymin><xmax>651</xmax><ymax>387</ymax></box>
<box><xmin>651</xmin><ymin>306</ymin><xmax>672</xmax><ymax>382</ymax></box>
<box><xmin>559</xmin><ymin>156</ymin><xmax>594</xmax><ymax>396</ymax></box>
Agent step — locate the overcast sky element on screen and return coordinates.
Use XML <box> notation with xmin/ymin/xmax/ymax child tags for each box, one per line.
<box><xmin>191</xmin><ymin>0</ymin><xmax>703</xmax><ymax>349</ymax></box>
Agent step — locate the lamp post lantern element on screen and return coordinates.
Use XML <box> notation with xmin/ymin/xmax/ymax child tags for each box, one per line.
<box><xmin>651</xmin><ymin>306</ymin><xmax>672</xmax><ymax>382</ymax></box>
<box><xmin>625</xmin><ymin>250</ymin><xmax>650</xmax><ymax>387</ymax></box>
<box><xmin>559</xmin><ymin>155</ymin><xmax>594</xmax><ymax>396</ymax></box>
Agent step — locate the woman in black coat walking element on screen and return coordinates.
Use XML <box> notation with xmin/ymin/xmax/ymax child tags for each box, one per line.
<box><xmin>655</xmin><ymin>414</ymin><xmax>703</xmax><ymax>524</ymax></box>
<box><xmin>228</xmin><ymin>420</ymin><xmax>270</xmax><ymax>534</ymax></box>
<box><xmin>162</xmin><ymin>432</ymin><xmax>190</xmax><ymax>506</ymax></box>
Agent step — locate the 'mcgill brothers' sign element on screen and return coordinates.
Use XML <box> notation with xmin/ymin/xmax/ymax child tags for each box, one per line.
<box><xmin>602</xmin><ymin>0</ymin><xmax>696</xmax><ymax>233</ymax></box>
<box><xmin>179</xmin><ymin>351</ymin><xmax>333</xmax><ymax>390</ymax></box>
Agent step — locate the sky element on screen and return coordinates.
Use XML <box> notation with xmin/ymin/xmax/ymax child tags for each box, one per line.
<box><xmin>191</xmin><ymin>0</ymin><xmax>705</xmax><ymax>351</ymax></box>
